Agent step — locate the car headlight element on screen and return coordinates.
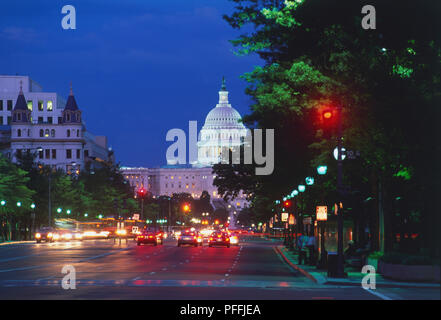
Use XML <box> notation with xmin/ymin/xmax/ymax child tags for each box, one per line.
<box><xmin>63</xmin><ymin>233</ymin><xmax>73</xmax><ymax>240</ymax></box>
<box><xmin>35</xmin><ymin>233</ymin><xmax>41</xmax><ymax>238</ymax></box>
<box><xmin>47</xmin><ymin>233</ymin><xmax>53</xmax><ymax>238</ymax></box>
<box><xmin>75</xmin><ymin>233</ymin><xmax>83</xmax><ymax>239</ymax></box>
<box><xmin>53</xmin><ymin>234</ymin><xmax>60</xmax><ymax>240</ymax></box>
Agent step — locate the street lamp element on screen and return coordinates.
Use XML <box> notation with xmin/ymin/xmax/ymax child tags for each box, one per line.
<box><xmin>305</xmin><ymin>177</ymin><xmax>314</xmax><ymax>186</ymax></box>
<box><xmin>66</xmin><ymin>209</ymin><xmax>71</xmax><ymax>215</ymax></box>
<box><xmin>298</xmin><ymin>185</ymin><xmax>306</xmax><ymax>193</ymax></box>
<box><xmin>317</xmin><ymin>165</ymin><xmax>328</xmax><ymax>175</ymax></box>
<box><xmin>1</xmin><ymin>200</ymin><xmax>6</xmax><ymax>206</ymax></box>
<box><xmin>57</xmin><ymin>208</ymin><xmax>62</xmax><ymax>213</ymax></box>
<box><xmin>16</xmin><ymin>202</ymin><xmax>22</xmax><ymax>207</ymax></box>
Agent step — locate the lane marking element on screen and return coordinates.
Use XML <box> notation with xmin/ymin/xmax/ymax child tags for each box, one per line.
<box><xmin>362</xmin><ymin>287</ymin><xmax>393</xmax><ymax>300</ymax></box>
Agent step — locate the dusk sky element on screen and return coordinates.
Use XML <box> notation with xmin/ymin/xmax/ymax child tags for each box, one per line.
<box><xmin>0</xmin><ymin>0</ymin><xmax>262</xmax><ymax>167</ymax></box>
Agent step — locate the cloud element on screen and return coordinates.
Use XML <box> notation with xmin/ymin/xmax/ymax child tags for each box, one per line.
<box><xmin>0</xmin><ymin>27</ymin><xmax>40</xmax><ymax>42</ymax></box>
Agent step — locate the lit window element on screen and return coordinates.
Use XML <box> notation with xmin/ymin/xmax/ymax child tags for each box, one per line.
<box><xmin>38</xmin><ymin>100</ymin><xmax>43</xmax><ymax>111</ymax></box>
<box><xmin>47</xmin><ymin>101</ymin><xmax>53</xmax><ymax>111</ymax></box>
<box><xmin>27</xmin><ymin>100</ymin><xmax>32</xmax><ymax>111</ymax></box>
<box><xmin>45</xmin><ymin>129</ymin><xmax>49</xmax><ymax>137</ymax></box>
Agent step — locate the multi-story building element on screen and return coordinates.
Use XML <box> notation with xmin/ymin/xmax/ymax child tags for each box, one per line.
<box><xmin>0</xmin><ymin>75</ymin><xmax>112</xmax><ymax>170</ymax></box>
<box><xmin>121</xmin><ymin>80</ymin><xmax>250</xmax><ymax>219</ymax></box>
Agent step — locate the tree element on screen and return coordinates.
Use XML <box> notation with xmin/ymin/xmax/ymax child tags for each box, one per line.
<box><xmin>217</xmin><ymin>0</ymin><xmax>441</xmax><ymax>256</ymax></box>
<box><xmin>0</xmin><ymin>154</ymin><xmax>34</xmax><ymax>240</ymax></box>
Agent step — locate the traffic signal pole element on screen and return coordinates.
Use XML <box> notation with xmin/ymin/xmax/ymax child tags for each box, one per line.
<box><xmin>336</xmin><ymin>103</ymin><xmax>346</xmax><ymax>278</ymax></box>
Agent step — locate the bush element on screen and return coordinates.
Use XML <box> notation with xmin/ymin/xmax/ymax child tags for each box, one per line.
<box><xmin>368</xmin><ymin>251</ymin><xmax>384</xmax><ymax>260</ymax></box>
<box><xmin>380</xmin><ymin>252</ymin><xmax>435</xmax><ymax>265</ymax></box>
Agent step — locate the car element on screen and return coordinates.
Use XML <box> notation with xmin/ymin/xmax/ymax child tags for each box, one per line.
<box><xmin>208</xmin><ymin>232</ymin><xmax>230</xmax><ymax>248</ymax></box>
<box><xmin>177</xmin><ymin>231</ymin><xmax>199</xmax><ymax>247</ymax></box>
<box><xmin>136</xmin><ymin>231</ymin><xmax>159</xmax><ymax>246</ymax></box>
<box><xmin>35</xmin><ymin>227</ymin><xmax>56</xmax><ymax>243</ymax></box>
<box><xmin>230</xmin><ymin>233</ymin><xmax>239</xmax><ymax>246</ymax></box>
<box><xmin>57</xmin><ymin>230</ymin><xmax>83</xmax><ymax>241</ymax></box>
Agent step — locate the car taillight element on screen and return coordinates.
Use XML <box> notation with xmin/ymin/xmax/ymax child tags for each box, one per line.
<box><xmin>209</xmin><ymin>237</ymin><xmax>213</xmax><ymax>241</ymax></box>
<box><xmin>193</xmin><ymin>236</ymin><xmax>197</xmax><ymax>240</ymax></box>
<box><xmin>226</xmin><ymin>238</ymin><xmax>230</xmax><ymax>241</ymax></box>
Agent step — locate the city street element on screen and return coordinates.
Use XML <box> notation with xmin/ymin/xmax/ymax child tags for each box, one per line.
<box><xmin>0</xmin><ymin>236</ymin><xmax>437</xmax><ymax>300</ymax></box>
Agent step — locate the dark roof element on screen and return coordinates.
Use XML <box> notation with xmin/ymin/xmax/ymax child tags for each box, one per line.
<box><xmin>65</xmin><ymin>94</ymin><xmax>79</xmax><ymax>111</ymax></box>
<box><xmin>14</xmin><ymin>91</ymin><xmax>28</xmax><ymax>111</ymax></box>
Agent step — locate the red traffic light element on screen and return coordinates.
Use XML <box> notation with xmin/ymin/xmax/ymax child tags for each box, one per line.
<box><xmin>283</xmin><ymin>200</ymin><xmax>292</xmax><ymax>208</ymax></box>
<box><xmin>182</xmin><ymin>203</ymin><xmax>190</xmax><ymax>213</ymax></box>
<box><xmin>323</xmin><ymin>110</ymin><xmax>333</xmax><ymax>119</ymax></box>
<box><xmin>137</xmin><ymin>187</ymin><xmax>147</xmax><ymax>198</ymax></box>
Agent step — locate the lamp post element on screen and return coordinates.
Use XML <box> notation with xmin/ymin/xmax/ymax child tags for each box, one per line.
<box><xmin>47</xmin><ymin>161</ymin><xmax>78</xmax><ymax>227</ymax></box>
<box><xmin>335</xmin><ymin>103</ymin><xmax>345</xmax><ymax>278</ymax></box>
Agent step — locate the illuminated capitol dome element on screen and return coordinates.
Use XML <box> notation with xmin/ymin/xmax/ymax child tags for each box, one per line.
<box><xmin>196</xmin><ymin>78</ymin><xmax>247</xmax><ymax>166</ymax></box>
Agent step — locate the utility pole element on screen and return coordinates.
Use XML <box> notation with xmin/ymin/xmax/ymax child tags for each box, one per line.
<box><xmin>336</xmin><ymin>103</ymin><xmax>346</xmax><ymax>278</ymax></box>
<box><xmin>48</xmin><ymin>170</ymin><xmax>51</xmax><ymax>227</ymax></box>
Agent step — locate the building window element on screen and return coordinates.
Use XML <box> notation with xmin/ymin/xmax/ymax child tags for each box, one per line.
<box><xmin>0</xmin><ymin>116</ymin><xmax>3</xmax><ymax>125</ymax></box>
<box><xmin>7</xmin><ymin>116</ymin><xmax>11</xmax><ymax>124</ymax></box>
<box><xmin>77</xmin><ymin>129</ymin><xmax>79</xmax><ymax>137</ymax></box>
<box><xmin>45</xmin><ymin>149</ymin><xmax>50</xmax><ymax>159</ymax></box>
<box><xmin>51</xmin><ymin>129</ymin><xmax>55</xmax><ymax>137</ymax></box>
<box><xmin>0</xmin><ymin>100</ymin><xmax>3</xmax><ymax>110</ymax></box>
<box><xmin>67</xmin><ymin>129</ymin><xmax>70</xmax><ymax>137</ymax></box>
<box><xmin>28</xmin><ymin>129</ymin><xmax>30</xmax><ymax>137</ymax></box>
<box><xmin>76</xmin><ymin>149</ymin><xmax>80</xmax><ymax>159</ymax></box>
<box><xmin>58</xmin><ymin>117</ymin><xmax>62</xmax><ymax>124</ymax></box>
<box><xmin>66</xmin><ymin>149</ymin><xmax>72</xmax><ymax>159</ymax></box>
<box><xmin>7</xmin><ymin>100</ymin><xmax>12</xmax><ymax>111</ymax></box>
<box><xmin>48</xmin><ymin>117</ymin><xmax>53</xmax><ymax>124</ymax></box>
<box><xmin>66</xmin><ymin>114</ymin><xmax>71</xmax><ymax>122</ymax></box>
<box><xmin>47</xmin><ymin>101</ymin><xmax>53</xmax><ymax>111</ymax></box>
<box><xmin>84</xmin><ymin>150</ymin><xmax>89</xmax><ymax>158</ymax></box>
<box><xmin>17</xmin><ymin>113</ymin><xmax>21</xmax><ymax>121</ymax></box>
<box><xmin>40</xmin><ymin>129</ymin><xmax>44</xmax><ymax>137</ymax></box>
<box><xmin>17</xmin><ymin>129</ymin><xmax>21</xmax><ymax>137</ymax></box>
<box><xmin>16</xmin><ymin>149</ymin><xmax>22</xmax><ymax>158</ymax></box>
<box><xmin>165</xmin><ymin>184</ymin><xmax>168</xmax><ymax>188</ymax></box>
<box><xmin>38</xmin><ymin>117</ymin><xmax>43</xmax><ymax>123</ymax></box>
<box><xmin>45</xmin><ymin>129</ymin><xmax>49</xmax><ymax>137</ymax></box>
<box><xmin>52</xmin><ymin>149</ymin><xmax>56</xmax><ymax>159</ymax></box>
<box><xmin>38</xmin><ymin>100</ymin><xmax>44</xmax><ymax>111</ymax></box>
<box><xmin>27</xmin><ymin>100</ymin><xmax>32</xmax><ymax>111</ymax></box>
<box><xmin>39</xmin><ymin>150</ymin><xmax>43</xmax><ymax>159</ymax></box>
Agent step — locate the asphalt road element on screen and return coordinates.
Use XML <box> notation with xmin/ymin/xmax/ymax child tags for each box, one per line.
<box><xmin>0</xmin><ymin>236</ymin><xmax>437</xmax><ymax>300</ymax></box>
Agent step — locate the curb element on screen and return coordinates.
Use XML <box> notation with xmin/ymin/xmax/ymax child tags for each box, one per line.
<box><xmin>0</xmin><ymin>241</ymin><xmax>34</xmax><ymax>246</ymax></box>
<box><xmin>325</xmin><ymin>279</ymin><xmax>441</xmax><ymax>289</ymax></box>
<box><xmin>274</xmin><ymin>246</ymin><xmax>318</xmax><ymax>283</ymax></box>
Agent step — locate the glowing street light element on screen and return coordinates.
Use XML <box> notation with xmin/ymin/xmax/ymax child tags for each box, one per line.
<box><xmin>298</xmin><ymin>185</ymin><xmax>306</xmax><ymax>193</ymax></box>
<box><xmin>305</xmin><ymin>177</ymin><xmax>314</xmax><ymax>186</ymax></box>
<box><xmin>30</xmin><ymin>203</ymin><xmax>36</xmax><ymax>209</ymax></box>
<box><xmin>317</xmin><ymin>165</ymin><xmax>328</xmax><ymax>175</ymax></box>
<box><xmin>84</xmin><ymin>213</ymin><xmax>88</xmax><ymax>217</ymax></box>
<box><xmin>1</xmin><ymin>200</ymin><xmax>6</xmax><ymax>206</ymax></box>
<box><xmin>16</xmin><ymin>202</ymin><xmax>22</xmax><ymax>207</ymax></box>
<box><xmin>66</xmin><ymin>209</ymin><xmax>71</xmax><ymax>215</ymax></box>
<box><xmin>57</xmin><ymin>208</ymin><xmax>62</xmax><ymax>213</ymax></box>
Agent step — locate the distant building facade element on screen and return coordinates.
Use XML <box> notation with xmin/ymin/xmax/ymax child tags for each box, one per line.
<box><xmin>120</xmin><ymin>79</ymin><xmax>249</xmax><ymax>216</ymax></box>
<box><xmin>0</xmin><ymin>75</ymin><xmax>113</xmax><ymax>171</ymax></box>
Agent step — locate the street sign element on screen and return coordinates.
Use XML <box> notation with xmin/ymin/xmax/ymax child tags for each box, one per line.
<box><xmin>281</xmin><ymin>212</ymin><xmax>288</xmax><ymax>222</ymax></box>
<box><xmin>288</xmin><ymin>214</ymin><xmax>295</xmax><ymax>225</ymax></box>
<box><xmin>316</xmin><ymin>206</ymin><xmax>328</xmax><ymax>221</ymax></box>
<box><xmin>303</xmin><ymin>217</ymin><xmax>312</xmax><ymax>225</ymax></box>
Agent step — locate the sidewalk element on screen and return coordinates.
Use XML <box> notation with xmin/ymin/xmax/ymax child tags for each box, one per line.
<box><xmin>276</xmin><ymin>245</ymin><xmax>440</xmax><ymax>289</ymax></box>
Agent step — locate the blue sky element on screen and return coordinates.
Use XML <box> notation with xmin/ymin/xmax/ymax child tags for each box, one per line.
<box><xmin>0</xmin><ymin>0</ymin><xmax>262</xmax><ymax>166</ymax></box>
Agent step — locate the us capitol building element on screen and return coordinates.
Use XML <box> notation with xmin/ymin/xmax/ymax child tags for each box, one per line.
<box><xmin>120</xmin><ymin>79</ymin><xmax>249</xmax><ymax>215</ymax></box>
